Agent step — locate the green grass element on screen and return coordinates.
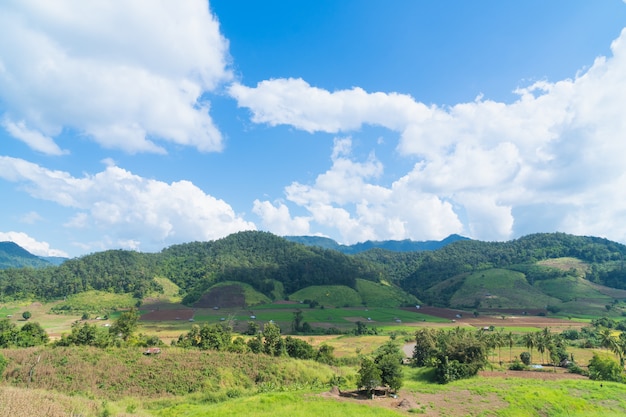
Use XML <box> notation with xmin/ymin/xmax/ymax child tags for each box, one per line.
<box><xmin>152</xmin><ymin>391</ymin><xmax>404</xmax><ymax>417</ymax></box>
<box><xmin>51</xmin><ymin>290</ymin><xmax>136</xmax><ymax>314</ymax></box>
<box><xmin>150</xmin><ymin>276</ymin><xmax>182</xmax><ymax>302</ymax></box>
<box><xmin>355</xmin><ymin>279</ymin><xmax>419</xmax><ymax>308</ymax></box>
<box><xmin>289</xmin><ymin>286</ymin><xmax>363</xmax><ymax>307</ymax></box>
<box><xmin>450</xmin><ymin>268</ymin><xmax>560</xmax><ymax>309</ymax></box>
<box><xmin>403</xmin><ymin>367</ymin><xmax>626</xmax><ymax>417</ymax></box>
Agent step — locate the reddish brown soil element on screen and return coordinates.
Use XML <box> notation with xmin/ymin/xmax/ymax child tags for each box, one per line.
<box><xmin>406</xmin><ymin>306</ymin><xmax>585</xmax><ymax>330</ymax></box>
<box><xmin>193</xmin><ymin>285</ymin><xmax>246</xmax><ymax>308</ymax></box>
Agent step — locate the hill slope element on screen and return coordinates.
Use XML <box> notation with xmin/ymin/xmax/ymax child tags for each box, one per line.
<box><xmin>0</xmin><ymin>241</ymin><xmax>51</xmax><ymax>269</ymax></box>
<box><xmin>2</xmin><ymin>231</ymin><xmax>626</xmax><ymax>315</ymax></box>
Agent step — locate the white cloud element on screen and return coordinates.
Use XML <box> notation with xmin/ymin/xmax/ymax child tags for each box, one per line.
<box><xmin>237</xmin><ymin>28</ymin><xmax>626</xmax><ymax>244</ymax></box>
<box><xmin>252</xmin><ymin>200</ymin><xmax>311</xmax><ymax>236</ymax></box>
<box><xmin>19</xmin><ymin>211</ymin><xmax>43</xmax><ymax>225</ymax></box>
<box><xmin>0</xmin><ymin>231</ymin><xmax>68</xmax><ymax>257</ymax></box>
<box><xmin>2</xmin><ymin>118</ymin><xmax>68</xmax><ymax>155</ymax></box>
<box><xmin>0</xmin><ymin>156</ymin><xmax>256</xmax><ymax>251</ymax></box>
<box><xmin>254</xmin><ymin>138</ymin><xmax>463</xmax><ymax>243</ymax></box>
<box><xmin>0</xmin><ymin>0</ymin><xmax>230</xmax><ymax>154</ymax></box>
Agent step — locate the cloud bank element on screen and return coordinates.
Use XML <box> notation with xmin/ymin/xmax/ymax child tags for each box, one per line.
<box><xmin>0</xmin><ymin>231</ymin><xmax>68</xmax><ymax>257</ymax></box>
<box><xmin>0</xmin><ymin>0</ymin><xmax>230</xmax><ymax>154</ymax></box>
<box><xmin>235</xmin><ymin>29</ymin><xmax>626</xmax><ymax>244</ymax></box>
<box><xmin>0</xmin><ymin>156</ymin><xmax>255</xmax><ymax>252</ymax></box>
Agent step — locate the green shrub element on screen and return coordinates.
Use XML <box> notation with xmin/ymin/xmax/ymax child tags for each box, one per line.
<box><xmin>567</xmin><ymin>362</ymin><xmax>588</xmax><ymax>376</ymax></box>
<box><xmin>509</xmin><ymin>359</ymin><xmax>526</xmax><ymax>371</ymax></box>
<box><xmin>588</xmin><ymin>353</ymin><xmax>624</xmax><ymax>382</ymax></box>
<box><xmin>520</xmin><ymin>352</ymin><xmax>531</xmax><ymax>365</ymax></box>
<box><xmin>0</xmin><ymin>353</ymin><xmax>7</xmax><ymax>376</ymax></box>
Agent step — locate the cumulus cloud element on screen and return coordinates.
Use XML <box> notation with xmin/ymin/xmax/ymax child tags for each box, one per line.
<box><xmin>0</xmin><ymin>0</ymin><xmax>230</xmax><ymax>154</ymax></box>
<box><xmin>254</xmin><ymin>138</ymin><xmax>463</xmax><ymax>243</ymax></box>
<box><xmin>0</xmin><ymin>156</ymin><xmax>256</xmax><ymax>251</ymax></box>
<box><xmin>252</xmin><ymin>200</ymin><xmax>311</xmax><ymax>236</ymax></box>
<box><xmin>0</xmin><ymin>231</ymin><xmax>68</xmax><ymax>257</ymax></box>
<box><xmin>238</xmin><ymin>28</ymin><xmax>626</xmax><ymax>244</ymax></box>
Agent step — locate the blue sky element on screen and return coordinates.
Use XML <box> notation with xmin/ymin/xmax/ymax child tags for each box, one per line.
<box><xmin>1</xmin><ymin>1</ymin><xmax>626</xmax><ymax>258</ymax></box>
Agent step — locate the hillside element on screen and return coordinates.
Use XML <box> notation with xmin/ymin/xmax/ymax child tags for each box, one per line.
<box><xmin>0</xmin><ymin>241</ymin><xmax>52</xmax><ymax>269</ymax></box>
<box><xmin>1</xmin><ymin>232</ymin><xmax>626</xmax><ymax>315</ymax></box>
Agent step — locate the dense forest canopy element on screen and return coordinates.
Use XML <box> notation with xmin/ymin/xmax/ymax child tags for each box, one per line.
<box><xmin>0</xmin><ymin>231</ymin><xmax>625</xmax><ymax>308</ymax></box>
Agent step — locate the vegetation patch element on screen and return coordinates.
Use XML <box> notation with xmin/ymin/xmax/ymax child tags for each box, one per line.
<box><xmin>193</xmin><ymin>282</ymin><xmax>271</xmax><ymax>309</ymax></box>
<box><xmin>355</xmin><ymin>279</ymin><xmax>419</xmax><ymax>308</ymax></box>
<box><xmin>449</xmin><ymin>268</ymin><xmax>559</xmax><ymax>310</ymax></box>
<box><xmin>50</xmin><ymin>290</ymin><xmax>136</xmax><ymax>315</ymax></box>
<box><xmin>289</xmin><ymin>285</ymin><xmax>362</xmax><ymax>307</ymax></box>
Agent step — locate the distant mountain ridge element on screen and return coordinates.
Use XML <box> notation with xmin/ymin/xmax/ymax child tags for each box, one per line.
<box><xmin>0</xmin><ymin>241</ymin><xmax>68</xmax><ymax>269</ymax></box>
<box><xmin>284</xmin><ymin>234</ymin><xmax>470</xmax><ymax>254</ymax></box>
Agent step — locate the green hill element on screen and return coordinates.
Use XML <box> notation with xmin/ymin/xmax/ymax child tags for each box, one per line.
<box><xmin>0</xmin><ymin>241</ymin><xmax>51</xmax><ymax>269</ymax></box>
<box><xmin>447</xmin><ymin>268</ymin><xmax>560</xmax><ymax>310</ymax></box>
<box><xmin>2</xmin><ymin>231</ymin><xmax>626</xmax><ymax>315</ymax></box>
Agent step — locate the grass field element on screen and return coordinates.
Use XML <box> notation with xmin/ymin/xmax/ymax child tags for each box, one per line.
<box><xmin>450</xmin><ymin>268</ymin><xmax>560</xmax><ymax>309</ymax></box>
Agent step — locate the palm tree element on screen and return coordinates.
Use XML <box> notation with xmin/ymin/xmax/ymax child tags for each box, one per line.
<box><xmin>505</xmin><ymin>332</ymin><xmax>515</xmax><ymax>363</ymax></box>
<box><xmin>522</xmin><ymin>332</ymin><xmax>537</xmax><ymax>364</ymax></box>
<box><xmin>536</xmin><ymin>327</ymin><xmax>553</xmax><ymax>365</ymax></box>
<box><xmin>493</xmin><ymin>328</ymin><xmax>505</xmax><ymax>364</ymax></box>
<box><xmin>599</xmin><ymin>327</ymin><xmax>622</xmax><ymax>364</ymax></box>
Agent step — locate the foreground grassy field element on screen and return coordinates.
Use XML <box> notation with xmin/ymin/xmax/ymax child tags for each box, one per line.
<box><xmin>2</xmin><ymin>348</ymin><xmax>626</xmax><ymax>417</ymax></box>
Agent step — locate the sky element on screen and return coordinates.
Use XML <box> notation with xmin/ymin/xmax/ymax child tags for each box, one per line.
<box><xmin>1</xmin><ymin>1</ymin><xmax>626</xmax><ymax>258</ymax></box>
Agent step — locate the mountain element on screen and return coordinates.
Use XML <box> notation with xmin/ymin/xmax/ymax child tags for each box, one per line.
<box><xmin>38</xmin><ymin>256</ymin><xmax>67</xmax><ymax>266</ymax></box>
<box><xmin>2</xmin><ymin>231</ymin><xmax>626</xmax><ymax>316</ymax></box>
<box><xmin>284</xmin><ymin>234</ymin><xmax>470</xmax><ymax>254</ymax></box>
<box><xmin>0</xmin><ymin>241</ymin><xmax>52</xmax><ymax>269</ymax></box>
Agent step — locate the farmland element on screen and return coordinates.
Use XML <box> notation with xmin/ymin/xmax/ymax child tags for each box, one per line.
<box><xmin>2</xmin><ymin>232</ymin><xmax>626</xmax><ymax>415</ymax></box>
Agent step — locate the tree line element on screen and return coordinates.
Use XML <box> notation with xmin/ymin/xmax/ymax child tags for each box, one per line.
<box><xmin>1</xmin><ymin>231</ymin><xmax>626</xmax><ymax>308</ymax></box>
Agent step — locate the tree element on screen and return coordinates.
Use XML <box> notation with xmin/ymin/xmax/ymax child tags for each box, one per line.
<box><xmin>413</xmin><ymin>328</ymin><xmax>437</xmax><ymax>367</ymax></box>
<box><xmin>505</xmin><ymin>332</ymin><xmax>516</xmax><ymax>363</ymax></box>
<box><xmin>262</xmin><ymin>322</ymin><xmax>282</xmax><ymax>356</ymax></box>
<box><xmin>316</xmin><ymin>343</ymin><xmax>336</xmax><ymax>365</ymax></box>
<box><xmin>374</xmin><ymin>341</ymin><xmax>404</xmax><ymax>393</ymax></box>
<box><xmin>16</xmin><ymin>321</ymin><xmax>49</xmax><ymax>347</ymax></box>
<box><xmin>284</xmin><ymin>336</ymin><xmax>315</xmax><ymax>359</ymax></box>
<box><xmin>22</xmin><ymin>311</ymin><xmax>31</xmax><ymax>321</ymax></box>
<box><xmin>110</xmin><ymin>308</ymin><xmax>139</xmax><ymax>341</ymax></box>
<box><xmin>588</xmin><ymin>353</ymin><xmax>624</xmax><ymax>382</ymax></box>
<box><xmin>292</xmin><ymin>310</ymin><xmax>304</xmax><ymax>333</ymax></box>
<box><xmin>522</xmin><ymin>332</ymin><xmax>537</xmax><ymax>364</ymax></box>
<box><xmin>357</xmin><ymin>356</ymin><xmax>382</xmax><ymax>397</ymax></box>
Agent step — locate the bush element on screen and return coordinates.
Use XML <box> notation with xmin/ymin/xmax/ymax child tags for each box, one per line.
<box><xmin>567</xmin><ymin>362</ymin><xmax>588</xmax><ymax>376</ymax></box>
<box><xmin>434</xmin><ymin>357</ymin><xmax>481</xmax><ymax>384</ymax></box>
<box><xmin>509</xmin><ymin>359</ymin><xmax>526</xmax><ymax>371</ymax></box>
<box><xmin>588</xmin><ymin>353</ymin><xmax>624</xmax><ymax>382</ymax></box>
<box><xmin>0</xmin><ymin>353</ymin><xmax>7</xmax><ymax>376</ymax></box>
<box><xmin>520</xmin><ymin>352</ymin><xmax>531</xmax><ymax>365</ymax></box>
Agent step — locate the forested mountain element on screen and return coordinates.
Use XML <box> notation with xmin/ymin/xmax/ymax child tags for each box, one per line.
<box><xmin>158</xmin><ymin>231</ymin><xmax>379</xmax><ymax>303</ymax></box>
<box><xmin>379</xmin><ymin>233</ymin><xmax>626</xmax><ymax>306</ymax></box>
<box><xmin>1</xmin><ymin>231</ymin><xmax>626</xmax><ymax>313</ymax></box>
<box><xmin>0</xmin><ymin>241</ymin><xmax>52</xmax><ymax>269</ymax></box>
<box><xmin>284</xmin><ymin>234</ymin><xmax>469</xmax><ymax>254</ymax></box>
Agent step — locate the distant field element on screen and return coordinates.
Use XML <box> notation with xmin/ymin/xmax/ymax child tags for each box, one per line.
<box><xmin>450</xmin><ymin>268</ymin><xmax>560</xmax><ymax>309</ymax></box>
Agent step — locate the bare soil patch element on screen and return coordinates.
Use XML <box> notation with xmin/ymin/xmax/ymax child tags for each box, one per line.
<box><xmin>193</xmin><ymin>285</ymin><xmax>246</xmax><ymax>308</ymax></box>
<box><xmin>320</xmin><ymin>386</ymin><xmax>506</xmax><ymax>416</ymax></box>
<box><xmin>407</xmin><ymin>306</ymin><xmax>584</xmax><ymax>330</ymax></box>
